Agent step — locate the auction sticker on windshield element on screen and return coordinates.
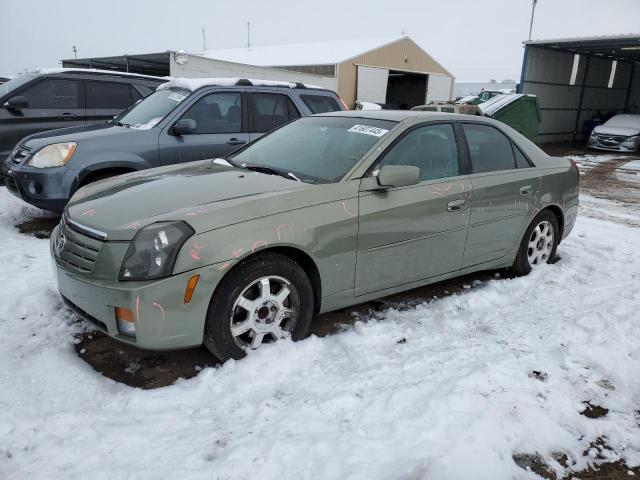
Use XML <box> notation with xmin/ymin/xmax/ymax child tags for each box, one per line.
<box><xmin>347</xmin><ymin>125</ymin><xmax>389</xmax><ymax>137</ymax></box>
<box><xmin>168</xmin><ymin>92</ymin><xmax>187</xmax><ymax>102</ymax></box>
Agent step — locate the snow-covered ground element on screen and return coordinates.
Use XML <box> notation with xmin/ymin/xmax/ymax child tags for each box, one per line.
<box><xmin>1</xmin><ymin>187</ymin><xmax>639</xmax><ymax>480</ymax></box>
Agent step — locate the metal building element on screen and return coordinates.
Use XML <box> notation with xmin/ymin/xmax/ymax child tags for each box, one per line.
<box><xmin>62</xmin><ymin>36</ymin><xmax>454</xmax><ymax>108</ymax></box>
<box><xmin>519</xmin><ymin>34</ymin><xmax>640</xmax><ymax>143</ymax></box>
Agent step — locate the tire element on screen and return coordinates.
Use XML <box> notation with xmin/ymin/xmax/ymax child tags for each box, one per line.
<box><xmin>512</xmin><ymin>210</ymin><xmax>560</xmax><ymax>276</ymax></box>
<box><xmin>203</xmin><ymin>252</ymin><xmax>314</xmax><ymax>362</ymax></box>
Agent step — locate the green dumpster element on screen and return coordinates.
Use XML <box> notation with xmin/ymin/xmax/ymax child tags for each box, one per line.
<box><xmin>478</xmin><ymin>94</ymin><xmax>542</xmax><ymax>142</ymax></box>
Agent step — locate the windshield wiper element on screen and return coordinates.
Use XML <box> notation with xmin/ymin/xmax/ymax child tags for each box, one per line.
<box><xmin>243</xmin><ymin>164</ymin><xmax>302</xmax><ymax>182</ymax></box>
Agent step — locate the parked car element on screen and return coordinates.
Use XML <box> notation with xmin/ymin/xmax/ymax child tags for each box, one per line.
<box><xmin>587</xmin><ymin>114</ymin><xmax>640</xmax><ymax>152</ymax></box>
<box><xmin>0</xmin><ymin>69</ymin><xmax>164</xmax><ymax>164</ymax></box>
<box><xmin>3</xmin><ymin>78</ymin><xmax>345</xmax><ymax>212</ymax></box>
<box><xmin>51</xmin><ymin>111</ymin><xmax>579</xmax><ymax>362</ymax></box>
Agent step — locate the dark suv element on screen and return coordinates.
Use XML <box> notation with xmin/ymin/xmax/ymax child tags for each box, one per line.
<box><xmin>2</xmin><ymin>78</ymin><xmax>345</xmax><ymax>212</ymax></box>
<box><xmin>0</xmin><ymin>69</ymin><xmax>164</xmax><ymax>163</ymax></box>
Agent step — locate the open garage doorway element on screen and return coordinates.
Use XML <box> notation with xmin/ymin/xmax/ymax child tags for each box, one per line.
<box><xmin>386</xmin><ymin>71</ymin><xmax>427</xmax><ymax>109</ymax></box>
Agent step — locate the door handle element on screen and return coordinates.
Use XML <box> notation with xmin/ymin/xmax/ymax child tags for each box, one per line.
<box><xmin>58</xmin><ymin>112</ymin><xmax>77</xmax><ymax>118</ymax></box>
<box><xmin>447</xmin><ymin>198</ymin><xmax>466</xmax><ymax>211</ymax></box>
<box><xmin>519</xmin><ymin>185</ymin><xmax>533</xmax><ymax>195</ymax></box>
<box><xmin>226</xmin><ymin>138</ymin><xmax>246</xmax><ymax>146</ymax></box>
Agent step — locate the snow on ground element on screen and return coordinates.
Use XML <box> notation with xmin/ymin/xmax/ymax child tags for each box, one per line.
<box><xmin>1</xmin><ymin>188</ymin><xmax>640</xmax><ymax>480</ymax></box>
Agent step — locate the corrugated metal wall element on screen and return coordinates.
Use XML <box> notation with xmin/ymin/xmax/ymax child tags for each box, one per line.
<box><xmin>521</xmin><ymin>46</ymin><xmax>638</xmax><ymax>143</ymax></box>
<box><xmin>170</xmin><ymin>53</ymin><xmax>338</xmax><ymax>90</ymax></box>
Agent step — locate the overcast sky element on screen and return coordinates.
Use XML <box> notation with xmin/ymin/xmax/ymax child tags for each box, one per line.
<box><xmin>2</xmin><ymin>0</ymin><xmax>639</xmax><ymax>82</ymax></box>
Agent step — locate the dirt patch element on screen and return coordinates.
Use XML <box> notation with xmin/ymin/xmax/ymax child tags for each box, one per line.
<box><xmin>581</xmin><ymin>402</ymin><xmax>609</xmax><ymax>419</ymax></box>
<box><xmin>15</xmin><ymin>214</ymin><xmax>60</xmax><ymax>239</ymax></box>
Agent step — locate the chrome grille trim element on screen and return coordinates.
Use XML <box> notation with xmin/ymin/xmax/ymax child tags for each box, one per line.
<box><xmin>54</xmin><ymin>219</ymin><xmax>104</xmax><ymax>275</ymax></box>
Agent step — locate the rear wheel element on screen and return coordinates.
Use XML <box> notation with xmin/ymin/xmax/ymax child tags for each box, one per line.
<box><xmin>512</xmin><ymin>210</ymin><xmax>559</xmax><ymax>276</ymax></box>
<box><xmin>203</xmin><ymin>252</ymin><xmax>314</xmax><ymax>362</ymax></box>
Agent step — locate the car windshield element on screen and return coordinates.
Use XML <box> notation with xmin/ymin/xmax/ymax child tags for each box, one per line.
<box><xmin>114</xmin><ymin>88</ymin><xmax>190</xmax><ymax>129</ymax></box>
<box><xmin>604</xmin><ymin>115</ymin><xmax>640</xmax><ymax>129</ymax></box>
<box><xmin>228</xmin><ymin>116</ymin><xmax>397</xmax><ymax>183</ymax></box>
<box><xmin>0</xmin><ymin>75</ymin><xmax>35</xmax><ymax>98</ymax></box>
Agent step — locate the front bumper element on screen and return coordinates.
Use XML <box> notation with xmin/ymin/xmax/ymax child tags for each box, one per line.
<box><xmin>2</xmin><ymin>160</ymin><xmax>70</xmax><ymax>212</ymax></box>
<box><xmin>587</xmin><ymin>136</ymin><xmax>639</xmax><ymax>153</ymax></box>
<box><xmin>52</xmin><ymin>225</ymin><xmax>226</xmax><ymax>350</ymax></box>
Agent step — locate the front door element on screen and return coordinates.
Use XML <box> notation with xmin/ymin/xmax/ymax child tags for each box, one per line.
<box><xmin>3</xmin><ymin>78</ymin><xmax>84</xmax><ymax>153</ymax></box>
<box><xmin>159</xmin><ymin>91</ymin><xmax>249</xmax><ymax>165</ymax></box>
<box><xmin>460</xmin><ymin>123</ymin><xmax>541</xmax><ymax>267</ymax></box>
<box><xmin>355</xmin><ymin>122</ymin><xmax>471</xmax><ymax>296</ymax></box>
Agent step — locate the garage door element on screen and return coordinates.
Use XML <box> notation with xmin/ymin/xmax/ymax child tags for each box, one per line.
<box><xmin>426</xmin><ymin>74</ymin><xmax>453</xmax><ymax>103</ymax></box>
<box><xmin>357</xmin><ymin>66</ymin><xmax>389</xmax><ymax>104</ymax></box>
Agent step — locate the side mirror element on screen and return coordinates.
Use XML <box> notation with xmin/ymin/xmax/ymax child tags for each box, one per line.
<box><xmin>376</xmin><ymin>165</ymin><xmax>420</xmax><ymax>188</ymax></box>
<box><xmin>173</xmin><ymin>118</ymin><xmax>197</xmax><ymax>136</ymax></box>
<box><xmin>4</xmin><ymin>96</ymin><xmax>28</xmax><ymax>110</ymax></box>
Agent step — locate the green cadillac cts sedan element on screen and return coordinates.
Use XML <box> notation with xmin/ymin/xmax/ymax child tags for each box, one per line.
<box><xmin>51</xmin><ymin>111</ymin><xmax>579</xmax><ymax>361</ymax></box>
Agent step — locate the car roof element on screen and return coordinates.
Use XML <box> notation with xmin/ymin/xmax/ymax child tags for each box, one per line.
<box><xmin>37</xmin><ymin>68</ymin><xmax>166</xmax><ymax>82</ymax></box>
<box><xmin>318</xmin><ymin>109</ymin><xmax>493</xmax><ymax>123</ymax></box>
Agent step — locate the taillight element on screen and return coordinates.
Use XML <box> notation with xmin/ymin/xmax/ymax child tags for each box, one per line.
<box><xmin>567</xmin><ymin>157</ymin><xmax>580</xmax><ymax>181</ymax></box>
<box><xmin>338</xmin><ymin>96</ymin><xmax>349</xmax><ymax>111</ymax></box>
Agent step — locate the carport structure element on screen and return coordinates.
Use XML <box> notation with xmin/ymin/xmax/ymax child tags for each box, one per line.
<box><xmin>519</xmin><ymin>34</ymin><xmax>640</xmax><ymax>143</ymax></box>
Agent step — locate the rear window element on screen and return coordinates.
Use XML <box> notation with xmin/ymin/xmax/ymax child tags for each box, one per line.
<box><xmin>300</xmin><ymin>94</ymin><xmax>342</xmax><ymax>114</ymax></box>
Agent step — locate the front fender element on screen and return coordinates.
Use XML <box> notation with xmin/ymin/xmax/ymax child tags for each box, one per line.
<box><xmin>172</xmin><ymin>197</ymin><xmax>360</xmax><ymax>300</ymax></box>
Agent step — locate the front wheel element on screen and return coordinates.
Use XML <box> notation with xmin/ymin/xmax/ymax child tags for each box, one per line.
<box><xmin>512</xmin><ymin>210</ymin><xmax>560</xmax><ymax>276</ymax></box>
<box><xmin>203</xmin><ymin>252</ymin><xmax>314</xmax><ymax>362</ymax></box>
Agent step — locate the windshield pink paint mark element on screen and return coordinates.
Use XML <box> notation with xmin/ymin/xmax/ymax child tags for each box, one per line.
<box><xmin>189</xmin><ymin>242</ymin><xmax>204</xmax><ymax>260</ymax></box>
<box><xmin>152</xmin><ymin>302</ymin><xmax>165</xmax><ymax>321</ymax></box>
<box><xmin>251</xmin><ymin>240</ymin><xmax>268</xmax><ymax>253</ymax></box>
<box><xmin>80</xmin><ymin>208</ymin><xmax>96</xmax><ymax>216</ymax></box>
<box><xmin>342</xmin><ymin>201</ymin><xmax>357</xmax><ymax>217</ymax></box>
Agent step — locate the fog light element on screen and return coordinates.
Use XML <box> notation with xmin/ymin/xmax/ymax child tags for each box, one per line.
<box><xmin>115</xmin><ymin>307</ymin><xmax>136</xmax><ymax>337</ymax></box>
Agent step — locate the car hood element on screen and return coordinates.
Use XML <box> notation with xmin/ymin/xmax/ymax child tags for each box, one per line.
<box><xmin>593</xmin><ymin>125</ymin><xmax>640</xmax><ymax>137</ymax></box>
<box><xmin>66</xmin><ymin>160</ymin><xmax>314</xmax><ymax>241</ymax></box>
<box><xmin>22</xmin><ymin>123</ymin><xmax>146</xmax><ymax>151</ymax></box>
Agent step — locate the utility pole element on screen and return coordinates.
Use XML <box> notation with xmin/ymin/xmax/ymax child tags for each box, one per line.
<box><xmin>247</xmin><ymin>22</ymin><xmax>251</xmax><ymax>50</ymax></box>
<box><xmin>202</xmin><ymin>28</ymin><xmax>207</xmax><ymax>51</ymax></box>
<box><xmin>73</xmin><ymin>45</ymin><xmax>77</xmax><ymax>60</ymax></box>
<box><xmin>528</xmin><ymin>0</ymin><xmax>538</xmax><ymax>41</ymax></box>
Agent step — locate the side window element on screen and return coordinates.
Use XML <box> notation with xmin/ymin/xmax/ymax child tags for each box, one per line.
<box><xmin>180</xmin><ymin>92</ymin><xmax>242</xmax><ymax>134</ymax></box>
<box><xmin>300</xmin><ymin>94</ymin><xmax>341</xmax><ymax>114</ymax></box>
<box><xmin>86</xmin><ymin>81</ymin><xmax>132</xmax><ymax>109</ymax></box>
<box><xmin>462</xmin><ymin>124</ymin><xmax>515</xmax><ymax>173</ymax></box>
<box><xmin>513</xmin><ymin>145</ymin><xmax>532</xmax><ymax>168</ymax></box>
<box><xmin>377</xmin><ymin>123</ymin><xmax>460</xmax><ymax>182</ymax></box>
<box><xmin>250</xmin><ymin>93</ymin><xmax>298</xmax><ymax>133</ymax></box>
<box><xmin>21</xmin><ymin>79</ymin><xmax>80</xmax><ymax>109</ymax></box>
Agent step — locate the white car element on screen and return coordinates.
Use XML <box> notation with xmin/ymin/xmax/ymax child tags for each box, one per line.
<box><xmin>588</xmin><ymin>114</ymin><xmax>640</xmax><ymax>152</ymax></box>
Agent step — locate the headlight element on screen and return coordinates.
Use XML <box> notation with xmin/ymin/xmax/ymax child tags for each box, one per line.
<box><xmin>119</xmin><ymin>221</ymin><xmax>194</xmax><ymax>281</ymax></box>
<box><xmin>29</xmin><ymin>142</ymin><xmax>77</xmax><ymax>168</ymax></box>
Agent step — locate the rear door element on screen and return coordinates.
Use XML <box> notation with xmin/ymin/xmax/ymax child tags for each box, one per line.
<box><xmin>460</xmin><ymin>122</ymin><xmax>541</xmax><ymax>267</ymax></box>
<box><xmin>4</xmin><ymin>77</ymin><xmax>84</xmax><ymax>149</ymax></box>
<box><xmin>247</xmin><ymin>91</ymin><xmax>301</xmax><ymax>142</ymax></box>
<box><xmin>158</xmin><ymin>90</ymin><xmax>248</xmax><ymax>164</ymax></box>
<box><xmin>356</xmin><ymin>122</ymin><xmax>472</xmax><ymax>295</ymax></box>
<box><xmin>85</xmin><ymin>80</ymin><xmax>138</xmax><ymax>124</ymax></box>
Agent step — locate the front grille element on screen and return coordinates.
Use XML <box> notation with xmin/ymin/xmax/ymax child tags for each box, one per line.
<box><xmin>10</xmin><ymin>144</ymin><xmax>31</xmax><ymax>165</ymax></box>
<box><xmin>595</xmin><ymin>135</ymin><xmax>625</xmax><ymax>145</ymax></box>
<box><xmin>54</xmin><ymin>219</ymin><xmax>104</xmax><ymax>275</ymax></box>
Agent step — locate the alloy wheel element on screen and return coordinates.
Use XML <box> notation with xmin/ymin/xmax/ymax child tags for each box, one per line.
<box><xmin>229</xmin><ymin>275</ymin><xmax>299</xmax><ymax>350</ymax></box>
<box><xmin>527</xmin><ymin>220</ymin><xmax>554</xmax><ymax>267</ymax></box>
